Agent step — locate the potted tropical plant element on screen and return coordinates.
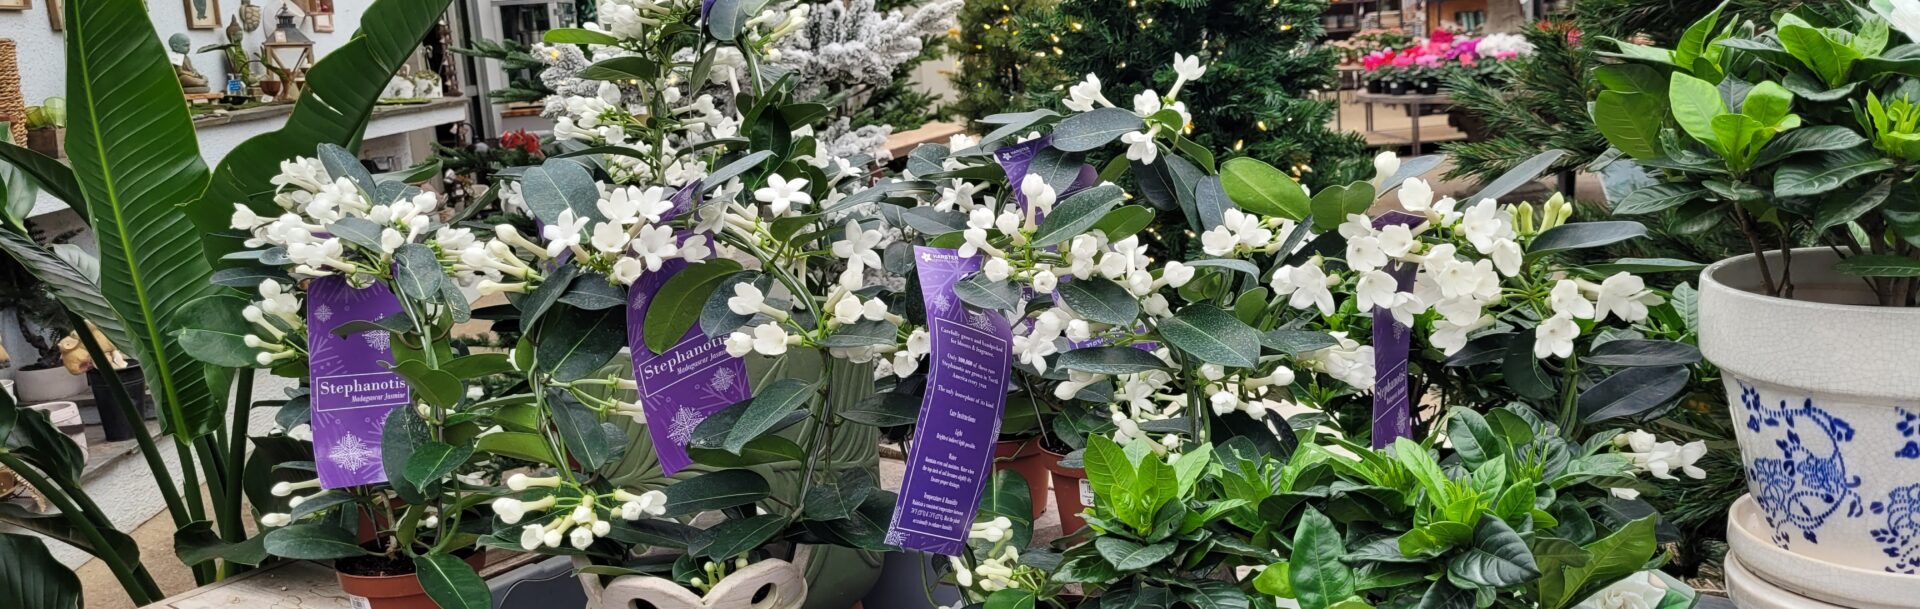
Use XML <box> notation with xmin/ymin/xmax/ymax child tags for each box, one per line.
<box><xmin>1589</xmin><ymin>4</ymin><xmax>1920</xmax><ymax>594</ymax></box>
<box><xmin>23</xmin><ymin>97</ymin><xmax>64</xmax><ymax>159</ymax></box>
<box><xmin>0</xmin><ymin>263</ymin><xmax>83</xmax><ymax>403</ymax></box>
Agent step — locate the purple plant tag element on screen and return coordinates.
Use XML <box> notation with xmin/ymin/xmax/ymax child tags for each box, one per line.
<box><xmin>993</xmin><ymin>136</ymin><xmax>1098</xmax><ymax>223</ymax></box>
<box><xmin>626</xmin><ymin>256</ymin><xmax>750</xmax><ymax>475</ymax></box>
<box><xmin>306</xmin><ymin>277</ymin><xmax>410</xmax><ymax>489</ymax></box>
<box><xmin>1370</xmin><ymin>211</ymin><xmax>1425</xmax><ymax>448</ymax></box>
<box><xmin>886</xmin><ymin>247</ymin><xmax>1013</xmax><ymax>555</ymax></box>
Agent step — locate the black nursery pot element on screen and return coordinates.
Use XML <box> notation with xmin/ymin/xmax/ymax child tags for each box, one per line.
<box><xmin>1387</xmin><ymin>81</ymin><xmax>1407</xmax><ymax>95</ymax></box>
<box><xmin>1418</xmin><ymin>80</ymin><xmax>1440</xmax><ymax>95</ymax></box>
<box><xmin>89</xmin><ymin>364</ymin><xmax>153</xmax><ymax>442</ymax></box>
<box><xmin>1367</xmin><ymin>79</ymin><xmax>1385</xmax><ymax>93</ymax></box>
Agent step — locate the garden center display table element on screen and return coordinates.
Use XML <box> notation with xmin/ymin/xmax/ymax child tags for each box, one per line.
<box><xmin>1351</xmin><ymin>91</ymin><xmax>1462</xmax><ymax>151</ymax></box>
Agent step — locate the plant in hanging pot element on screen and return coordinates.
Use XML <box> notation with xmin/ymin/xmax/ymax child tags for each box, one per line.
<box><xmin>1590</xmin><ymin>4</ymin><xmax>1920</xmax><ymax>583</ymax></box>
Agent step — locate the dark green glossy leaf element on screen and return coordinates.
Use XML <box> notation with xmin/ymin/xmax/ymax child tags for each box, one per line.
<box><xmin>1051</xmin><ymin>108</ymin><xmax>1144</xmax><ymax>152</ymax></box>
<box><xmin>1159</xmin><ymin>304</ymin><xmax>1261</xmax><ymax>368</ymax></box>
<box><xmin>1579</xmin><ymin>366</ymin><xmax>1691</xmax><ymax>423</ymax></box>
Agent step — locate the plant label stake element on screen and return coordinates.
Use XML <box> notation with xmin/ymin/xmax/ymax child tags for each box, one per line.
<box><xmin>306</xmin><ymin>277</ymin><xmax>410</xmax><ymax>488</ymax></box>
<box><xmin>626</xmin><ymin>183</ymin><xmax>751</xmax><ymax>475</ymax></box>
<box><xmin>887</xmin><ymin>247</ymin><xmax>1012</xmax><ymax>555</ymax></box>
<box><xmin>1371</xmin><ymin>211</ymin><xmax>1423</xmax><ymax>448</ymax></box>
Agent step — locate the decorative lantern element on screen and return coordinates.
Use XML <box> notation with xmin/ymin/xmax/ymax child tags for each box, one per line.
<box><xmin>262</xmin><ymin>4</ymin><xmax>314</xmax><ymax>98</ymax></box>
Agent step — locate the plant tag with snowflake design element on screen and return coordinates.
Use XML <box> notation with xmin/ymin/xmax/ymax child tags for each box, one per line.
<box><xmin>626</xmin><ymin>253</ymin><xmax>752</xmax><ymax>475</ymax></box>
<box><xmin>886</xmin><ymin>247</ymin><xmax>1012</xmax><ymax>556</ymax></box>
<box><xmin>307</xmin><ymin>277</ymin><xmax>411</xmax><ymax>488</ymax></box>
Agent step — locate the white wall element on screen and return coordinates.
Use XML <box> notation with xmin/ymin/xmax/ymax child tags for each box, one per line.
<box><xmin>0</xmin><ymin>0</ymin><xmax>373</xmax><ymax>108</ymax></box>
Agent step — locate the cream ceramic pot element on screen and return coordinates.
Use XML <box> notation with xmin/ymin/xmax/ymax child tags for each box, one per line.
<box><xmin>1701</xmin><ymin>249</ymin><xmax>1920</xmax><ymax>574</ymax></box>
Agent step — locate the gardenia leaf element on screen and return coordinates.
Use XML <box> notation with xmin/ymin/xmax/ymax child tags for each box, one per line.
<box><xmin>1445</xmin><ymin>517</ymin><xmax>1541</xmax><ymax>588</ymax></box>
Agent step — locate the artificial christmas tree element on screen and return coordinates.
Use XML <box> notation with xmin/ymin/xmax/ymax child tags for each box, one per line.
<box><xmin>945</xmin><ymin>0</ymin><xmax>1064</xmax><ymax>121</ymax></box>
<box><xmin>1017</xmin><ymin>0</ymin><xmax>1368</xmax><ymax>186</ymax></box>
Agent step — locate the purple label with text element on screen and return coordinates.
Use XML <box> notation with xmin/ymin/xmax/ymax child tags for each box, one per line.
<box><xmin>626</xmin><ymin>250</ymin><xmax>751</xmax><ymax>475</ymax></box>
<box><xmin>306</xmin><ymin>277</ymin><xmax>411</xmax><ymax>489</ymax></box>
<box><xmin>886</xmin><ymin>247</ymin><xmax>1013</xmax><ymax>555</ymax></box>
<box><xmin>1370</xmin><ymin>211</ymin><xmax>1424</xmax><ymax>448</ymax></box>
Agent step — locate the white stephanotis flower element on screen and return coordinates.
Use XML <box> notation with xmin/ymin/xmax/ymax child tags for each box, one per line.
<box><xmin>1121</xmin><ymin>130</ymin><xmax>1158</xmax><ymax>165</ymax></box>
<box><xmin>1063</xmin><ymin>74</ymin><xmax>1111</xmax><ymax>112</ymax></box>
<box><xmin>1458</xmin><ymin>199</ymin><xmax>1515</xmax><ymax>253</ymax></box>
<box><xmin>1270</xmin><ymin>260</ymin><xmax>1336</xmax><ymax>315</ymax></box>
<box><xmin>542</xmin><ymin>209</ymin><xmax>590</xmax><ymax>257</ymax></box>
<box><xmin>1572</xmin><ymin>571</ymin><xmax>1667</xmax><ymax>609</ymax></box>
<box><xmin>630</xmin><ymin>225</ymin><xmax>680</xmax><ymax>271</ymax></box>
<box><xmin>1372</xmin><ymin>151</ymin><xmax>1400</xmax><ymax>186</ymax></box>
<box><xmin>1430</xmin><ymin>315</ymin><xmax>1493</xmax><ymax>356</ymax></box>
<box><xmin>831</xmin><ymin>220</ymin><xmax>886</xmax><ymax>271</ymax></box>
<box><xmin>1592</xmin><ymin>272</ymin><xmax>1662</xmax><ymax>323</ymax></box>
<box><xmin>1549</xmin><ymin>279</ymin><xmax>1596</xmax><ymax>319</ymax></box>
<box><xmin>1170</xmin><ymin>52</ymin><xmax>1207</xmax><ymax>93</ymax></box>
<box><xmin>754</xmin><ymin>173</ymin><xmax>812</xmax><ymax>216</ymax></box>
<box><xmin>1533</xmin><ymin>314</ymin><xmax>1580</xmax><ymax>359</ymax></box>
<box><xmin>1490</xmin><ymin>238</ymin><xmax>1522</xmax><ymax>276</ymax></box>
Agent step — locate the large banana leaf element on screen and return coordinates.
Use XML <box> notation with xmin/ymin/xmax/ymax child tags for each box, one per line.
<box><xmin>0</xmin><ymin>141</ymin><xmax>86</xmax><ymax>223</ymax></box>
<box><xmin>0</xmin><ymin>228</ymin><xmax>128</xmax><ymax>348</ymax></box>
<box><xmin>196</xmin><ymin>0</ymin><xmax>456</xmax><ymax>248</ymax></box>
<box><xmin>0</xmin><ymin>534</ymin><xmax>81</xmax><ymax>609</ymax></box>
<box><xmin>63</xmin><ymin>0</ymin><xmax>221</xmax><ymax>437</ymax></box>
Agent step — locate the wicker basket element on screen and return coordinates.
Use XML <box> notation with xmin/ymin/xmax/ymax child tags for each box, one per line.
<box><xmin>0</xmin><ymin>40</ymin><xmax>27</xmax><ymax>145</ymax></box>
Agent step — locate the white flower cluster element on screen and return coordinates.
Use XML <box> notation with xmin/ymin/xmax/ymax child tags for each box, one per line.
<box><xmin>1534</xmin><ymin>272</ymin><xmax>1664</xmax><ymax>358</ymax></box>
<box><xmin>244</xmin><ymin>280</ymin><xmax>307</xmax><ymax>367</ymax></box>
<box><xmin>1061</xmin><ymin>52</ymin><xmax>1207</xmax><ymax>165</ymax></box>
<box><xmin>232</xmin><ymin>156</ymin><xmax>448</xmax><ymax>283</ymax></box>
<box><xmin>493</xmin><ymin>474</ymin><xmax>668</xmax><ymax>550</ymax></box>
<box><xmin>1474</xmin><ymin>32</ymin><xmax>1537</xmax><ymax>58</ymax></box>
<box><xmin>948</xmin><ymin>516</ymin><xmax>1024</xmax><ymax>598</ymax></box>
<box><xmin>1610</xmin><ymin>430</ymin><xmax>1707</xmax><ymax>499</ymax></box>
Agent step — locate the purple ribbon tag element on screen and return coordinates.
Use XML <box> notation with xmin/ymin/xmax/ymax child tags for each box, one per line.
<box><xmin>886</xmin><ymin>247</ymin><xmax>1013</xmax><ymax>555</ymax></box>
<box><xmin>1370</xmin><ymin>211</ymin><xmax>1425</xmax><ymax>448</ymax></box>
<box><xmin>306</xmin><ymin>277</ymin><xmax>411</xmax><ymax>489</ymax></box>
<box><xmin>626</xmin><ymin>255</ymin><xmax>751</xmax><ymax>475</ymax></box>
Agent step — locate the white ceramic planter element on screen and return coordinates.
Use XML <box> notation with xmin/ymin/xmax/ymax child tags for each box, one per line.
<box><xmin>13</xmin><ymin>365</ymin><xmax>86</xmax><ymax>403</ymax></box>
<box><xmin>1701</xmin><ymin>248</ymin><xmax>1920</xmax><ymax>575</ymax></box>
<box><xmin>574</xmin><ymin>557</ymin><xmax>807</xmax><ymax>609</ymax></box>
<box><xmin>27</xmin><ymin>401</ymin><xmax>88</xmax><ymax>452</ymax></box>
<box><xmin>1726</xmin><ymin>494</ymin><xmax>1920</xmax><ymax>609</ymax></box>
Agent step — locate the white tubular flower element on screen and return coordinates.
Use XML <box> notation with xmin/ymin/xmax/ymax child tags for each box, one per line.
<box><xmin>1270</xmin><ymin>262</ymin><xmax>1335</xmax><ymax>315</ymax></box>
<box><xmin>750</xmin><ymin>323</ymin><xmax>791</xmax><ymax>356</ymax></box>
<box><xmin>271</xmin><ymin>478</ymin><xmax>321</xmax><ymax>497</ymax></box>
<box><xmin>832</xmin><ymin>221</ymin><xmax>886</xmax><ymax>271</ymax></box>
<box><xmin>1023</xmin><ymin>267</ymin><xmax>1056</xmax><ymax>293</ymax></box>
<box><xmin>1354</xmin><ymin>270</ymin><xmax>1401</xmax><ymax>311</ymax></box>
<box><xmin>1430</xmin><ymin>315</ymin><xmax>1493</xmax><ymax>356</ymax></box>
<box><xmin>1572</xmin><ymin>571</ymin><xmax>1667</xmax><ymax>609</ymax></box>
<box><xmin>493</xmin><ymin>495</ymin><xmax>558</xmax><ymax>525</ymax></box>
<box><xmin>1200</xmin><ymin>226</ymin><xmax>1237</xmax><ymax>257</ymax></box>
<box><xmin>519</xmin><ymin>524</ymin><xmax>547</xmax><ymax>551</ymax></box>
<box><xmin>613</xmin><ymin>489</ymin><xmax>668</xmax><ymax>519</ymax></box>
<box><xmin>1346</xmin><ymin>235</ymin><xmax>1388</xmax><ymax>273</ymax></box>
<box><xmin>259</xmin><ymin>513</ymin><xmax>292</xmax><ymax>527</ymax></box>
<box><xmin>542</xmin><ymin>209</ymin><xmax>590</xmax><ymax>258</ymax></box>
<box><xmin>1459</xmin><ymin>200</ymin><xmax>1515</xmax><ymax>254</ymax></box>
<box><xmin>1121</xmin><ymin>130</ymin><xmax>1158</xmax><ymax>165</ymax></box>
<box><xmin>983</xmin><ymin>257</ymin><xmax>1011</xmax><ymax>282</ymax></box>
<box><xmin>632</xmin><ymin>225</ymin><xmax>682</xmax><ymax>271</ymax></box>
<box><xmin>610</xmin><ymin>258</ymin><xmax>646</xmax><ymax>285</ymax></box>
<box><xmin>1533</xmin><ymin>314</ymin><xmax>1580</xmax><ymax>359</ymax></box>
<box><xmin>507</xmin><ymin>473</ymin><xmax>563</xmax><ymax>491</ymax></box>
<box><xmin>724</xmin><ymin>331</ymin><xmax>756</xmax><ymax>357</ymax></box>
<box><xmin>569</xmin><ymin>526</ymin><xmax>595</xmax><ymax>550</ymax></box>
<box><xmin>1019</xmin><ymin>174</ymin><xmax>1057</xmax><ymax>219</ymax></box>
<box><xmin>754</xmin><ymin>174</ymin><xmax>812</xmax><ymax>216</ymax></box>
<box><xmin>1170</xmin><ymin>52</ymin><xmax>1207</xmax><ymax>94</ymax></box>
<box><xmin>1491</xmin><ymin>239</ymin><xmax>1522</xmax><ymax>276</ymax></box>
<box><xmin>271</xmin><ymin>156</ymin><xmax>330</xmax><ymax>192</ymax></box>
<box><xmin>1161</xmin><ymin>261</ymin><xmax>1195</xmax><ymax>288</ymax></box>
<box><xmin>1133</xmin><ymin>89</ymin><xmax>1162</xmax><ymax>116</ymax></box>
<box><xmin>589</xmin><ymin>221</ymin><xmax>630</xmax><ymax>254</ymax></box>
<box><xmin>1064</xmin><ymin>74</ymin><xmax>1112</xmax><ymax>112</ymax></box>
<box><xmin>1373</xmin><ymin>151</ymin><xmax>1400</xmax><ymax>185</ymax></box>
<box><xmin>1593</xmin><ymin>272</ymin><xmax>1661</xmax><ymax>323</ymax></box>
<box><xmin>1209</xmin><ymin>391</ymin><xmax>1241</xmax><ymax>416</ymax></box>
<box><xmin>728</xmin><ymin>283</ymin><xmax>770</xmax><ymax>315</ymax></box>
<box><xmin>1550</xmin><ymin>279</ymin><xmax>1596</xmax><ymax>319</ymax></box>
<box><xmin>1378</xmin><ymin>223</ymin><xmax>1417</xmax><ymax>259</ymax></box>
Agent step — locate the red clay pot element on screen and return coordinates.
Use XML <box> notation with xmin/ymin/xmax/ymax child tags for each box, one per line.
<box><xmin>1039</xmin><ymin>446</ymin><xmax>1089</xmax><ymax>534</ymax></box>
<box><xmin>335</xmin><ymin>552</ymin><xmax>486</xmax><ymax>609</ymax></box>
<box><xmin>993</xmin><ymin>437</ymin><xmax>1051</xmax><ymax>517</ymax></box>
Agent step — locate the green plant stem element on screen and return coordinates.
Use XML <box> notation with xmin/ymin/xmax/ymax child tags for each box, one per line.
<box><xmin>171</xmin><ymin>434</ymin><xmax>214</xmax><ymax>584</ymax></box>
<box><xmin>64</xmin><ymin>312</ymin><xmax>192</xmax><ymax>531</ymax></box>
<box><xmin>220</xmin><ymin>369</ymin><xmax>254</xmax><ymax>550</ymax></box>
<box><xmin>0</xmin><ymin>451</ymin><xmax>162</xmax><ymax>605</ymax></box>
<box><xmin>1557</xmin><ymin>352</ymin><xmax>1581</xmax><ymax>439</ymax></box>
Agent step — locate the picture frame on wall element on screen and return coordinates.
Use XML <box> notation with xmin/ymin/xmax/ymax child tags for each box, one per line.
<box><xmin>302</xmin><ymin>0</ymin><xmax>333</xmax><ymax>32</ymax></box>
<box><xmin>184</xmin><ymin>0</ymin><xmax>221</xmax><ymax>28</ymax></box>
<box><xmin>0</xmin><ymin>0</ymin><xmax>29</xmax><ymax>11</ymax></box>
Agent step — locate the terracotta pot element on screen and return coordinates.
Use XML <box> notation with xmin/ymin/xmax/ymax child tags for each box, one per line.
<box><xmin>1039</xmin><ymin>446</ymin><xmax>1089</xmax><ymax>533</ymax></box>
<box><xmin>992</xmin><ymin>438</ymin><xmax>1049</xmax><ymax>517</ymax></box>
<box><xmin>336</xmin><ymin>552</ymin><xmax>486</xmax><ymax>609</ymax></box>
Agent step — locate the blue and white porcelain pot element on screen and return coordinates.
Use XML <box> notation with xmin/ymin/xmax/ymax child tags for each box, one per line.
<box><xmin>1702</xmin><ymin>248</ymin><xmax>1920</xmax><ymax>575</ymax></box>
